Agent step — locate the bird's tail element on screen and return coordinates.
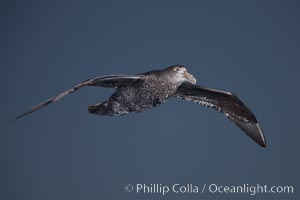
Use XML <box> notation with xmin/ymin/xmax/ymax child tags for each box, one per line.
<box><xmin>88</xmin><ymin>101</ymin><xmax>110</xmax><ymax>115</ymax></box>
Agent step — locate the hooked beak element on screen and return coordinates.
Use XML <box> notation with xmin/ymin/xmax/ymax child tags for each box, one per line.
<box><xmin>184</xmin><ymin>71</ymin><xmax>197</xmax><ymax>85</ymax></box>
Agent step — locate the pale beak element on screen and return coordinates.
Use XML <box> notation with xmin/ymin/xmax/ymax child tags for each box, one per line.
<box><xmin>184</xmin><ymin>71</ymin><xmax>197</xmax><ymax>85</ymax></box>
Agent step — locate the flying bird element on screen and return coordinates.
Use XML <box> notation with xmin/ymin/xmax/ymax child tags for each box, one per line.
<box><xmin>13</xmin><ymin>65</ymin><xmax>266</xmax><ymax>147</ymax></box>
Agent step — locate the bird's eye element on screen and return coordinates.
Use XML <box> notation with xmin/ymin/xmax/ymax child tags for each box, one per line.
<box><xmin>174</xmin><ymin>68</ymin><xmax>180</xmax><ymax>72</ymax></box>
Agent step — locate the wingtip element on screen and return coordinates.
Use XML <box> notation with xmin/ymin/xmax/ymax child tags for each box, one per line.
<box><xmin>231</xmin><ymin>119</ymin><xmax>267</xmax><ymax>148</ymax></box>
<box><xmin>9</xmin><ymin>116</ymin><xmax>20</xmax><ymax>122</ymax></box>
<box><xmin>10</xmin><ymin>114</ymin><xmax>24</xmax><ymax>122</ymax></box>
<box><xmin>259</xmin><ymin>140</ymin><xmax>267</xmax><ymax>148</ymax></box>
<box><xmin>255</xmin><ymin>123</ymin><xmax>267</xmax><ymax>148</ymax></box>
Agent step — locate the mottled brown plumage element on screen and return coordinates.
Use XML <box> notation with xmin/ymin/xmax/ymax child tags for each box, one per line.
<box><xmin>13</xmin><ymin>65</ymin><xmax>266</xmax><ymax>147</ymax></box>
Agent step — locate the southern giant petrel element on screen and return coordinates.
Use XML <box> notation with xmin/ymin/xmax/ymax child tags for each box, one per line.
<box><xmin>13</xmin><ymin>65</ymin><xmax>266</xmax><ymax>147</ymax></box>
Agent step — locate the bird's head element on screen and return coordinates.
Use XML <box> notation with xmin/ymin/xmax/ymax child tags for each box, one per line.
<box><xmin>164</xmin><ymin>65</ymin><xmax>197</xmax><ymax>86</ymax></box>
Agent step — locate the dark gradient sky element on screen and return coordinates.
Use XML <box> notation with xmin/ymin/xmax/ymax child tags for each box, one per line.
<box><xmin>1</xmin><ymin>0</ymin><xmax>300</xmax><ymax>199</ymax></box>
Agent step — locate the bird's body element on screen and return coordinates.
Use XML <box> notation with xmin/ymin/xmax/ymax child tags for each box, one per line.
<box><xmin>13</xmin><ymin>65</ymin><xmax>266</xmax><ymax>147</ymax></box>
<box><xmin>94</xmin><ymin>69</ymin><xmax>181</xmax><ymax>115</ymax></box>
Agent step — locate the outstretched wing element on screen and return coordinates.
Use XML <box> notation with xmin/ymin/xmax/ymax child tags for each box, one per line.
<box><xmin>13</xmin><ymin>75</ymin><xmax>144</xmax><ymax>120</ymax></box>
<box><xmin>174</xmin><ymin>82</ymin><xmax>266</xmax><ymax>147</ymax></box>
